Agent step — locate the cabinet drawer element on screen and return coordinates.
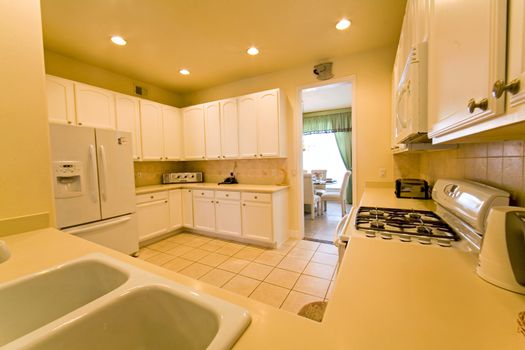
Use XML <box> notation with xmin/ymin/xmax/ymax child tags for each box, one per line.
<box><xmin>193</xmin><ymin>189</ymin><xmax>214</xmax><ymax>199</ymax></box>
<box><xmin>215</xmin><ymin>191</ymin><xmax>240</xmax><ymax>200</ymax></box>
<box><xmin>241</xmin><ymin>192</ymin><xmax>271</xmax><ymax>203</ymax></box>
<box><xmin>136</xmin><ymin>191</ymin><xmax>168</xmax><ymax>204</ymax></box>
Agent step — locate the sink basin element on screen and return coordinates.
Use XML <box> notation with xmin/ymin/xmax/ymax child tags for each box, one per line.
<box><xmin>25</xmin><ymin>286</ymin><xmax>221</xmax><ymax>350</ymax></box>
<box><xmin>0</xmin><ymin>258</ymin><xmax>128</xmax><ymax>346</ymax></box>
<box><xmin>1</xmin><ymin>253</ymin><xmax>251</xmax><ymax>350</ymax></box>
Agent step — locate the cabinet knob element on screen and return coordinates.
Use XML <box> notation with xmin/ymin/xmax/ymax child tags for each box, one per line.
<box><xmin>222</xmin><ymin>156</ymin><xmax>226</xmax><ymax>158</ymax></box>
<box><xmin>492</xmin><ymin>79</ymin><xmax>521</xmax><ymax>99</ymax></box>
<box><xmin>243</xmin><ymin>203</ymin><xmax>246</xmax><ymax>206</ymax></box>
<box><xmin>211</xmin><ymin>200</ymin><xmax>214</xmax><ymax>203</ymax></box>
<box><xmin>217</xmin><ymin>156</ymin><xmax>221</xmax><ymax>159</ymax></box>
<box><xmin>259</xmin><ymin>154</ymin><xmax>263</xmax><ymax>157</ymax></box>
<box><xmin>226</xmin><ymin>194</ymin><xmax>229</xmax><ymax>197</ymax></box>
<box><xmin>160</xmin><ymin>157</ymin><xmax>163</xmax><ymax>160</ymax></box>
<box><xmin>67</xmin><ymin>121</ymin><xmax>72</xmax><ymax>124</ymax></box>
<box><xmin>202</xmin><ymin>156</ymin><xmax>205</xmax><ymax>159</ymax></box>
<box><xmin>164</xmin><ymin>200</ymin><xmax>168</xmax><ymax>203</ymax></box>
<box><xmin>150</xmin><ymin>195</ymin><xmax>154</xmax><ymax>199</ymax></box>
<box><xmin>254</xmin><ymin>154</ymin><xmax>257</xmax><ymax>157</ymax></box>
<box><xmin>467</xmin><ymin>98</ymin><xmax>488</xmax><ymax>114</ymax></box>
<box><xmin>78</xmin><ymin>122</ymin><xmax>83</xmax><ymax>126</ymax></box>
<box><xmin>254</xmin><ymin>196</ymin><xmax>258</xmax><ymax>199</ymax></box>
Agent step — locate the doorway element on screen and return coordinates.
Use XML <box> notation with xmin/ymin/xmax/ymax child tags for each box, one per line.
<box><xmin>300</xmin><ymin>81</ymin><xmax>353</xmax><ymax>242</ymax></box>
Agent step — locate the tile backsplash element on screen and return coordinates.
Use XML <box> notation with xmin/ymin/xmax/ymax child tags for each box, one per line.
<box><xmin>134</xmin><ymin>158</ymin><xmax>288</xmax><ymax>187</ymax></box>
<box><xmin>394</xmin><ymin>139</ymin><xmax>525</xmax><ymax>206</ymax></box>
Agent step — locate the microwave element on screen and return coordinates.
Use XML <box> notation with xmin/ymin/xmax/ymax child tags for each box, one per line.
<box><xmin>394</xmin><ymin>41</ymin><xmax>428</xmax><ymax>144</ymax></box>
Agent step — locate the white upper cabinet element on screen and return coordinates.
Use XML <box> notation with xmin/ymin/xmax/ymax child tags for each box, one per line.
<box><xmin>182</xmin><ymin>105</ymin><xmax>206</xmax><ymax>160</ymax></box>
<box><xmin>115</xmin><ymin>94</ymin><xmax>142</xmax><ymax>160</ymax></box>
<box><xmin>220</xmin><ymin>98</ymin><xmax>239</xmax><ymax>159</ymax></box>
<box><xmin>162</xmin><ymin>106</ymin><xmax>182</xmax><ymax>160</ymax></box>
<box><xmin>238</xmin><ymin>94</ymin><xmax>259</xmax><ymax>158</ymax></box>
<box><xmin>238</xmin><ymin>89</ymin><xmax>286</xmax><ymax>158</ymax></box>
<box><xmin>204</xmin><ymin>102</ymin><xmax>222</xmax><ymax>160</ymax></box>
<box><xmin>257</xmin><ymin>90</ymin><xmax>281</xmax><ymax>157</ymax></box>
<box><xmin>45</xmin><ymin>75</ymin><xmax>76</xmax><ymax>125</ymax></box>
<box><xmin>140</xmin><ymin>100</ymin><xmax>164</xmax><ymax>160</ymax></box>
<box><xmin>506</xmin><ymin>0</ymin><xmax>525</xmax><ymax>113</ymax></box>
<box><xmin>74</xmin><ymin>82</ymin><xmax>116</xmax><ymax>129</ymax></box>
<box><xmin>427</xmin><ymin>0</ymin><xmax>507</xmax><ymax>143</ymax></box>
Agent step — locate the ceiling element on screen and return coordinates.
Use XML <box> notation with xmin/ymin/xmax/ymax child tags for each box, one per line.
<box><xmin>302</xmin><ymin>83</ymin><xmax>352</xmax><ymax>113</ymax></box>
<box><xmin>41</xmin><ymin>0</ymin><xmax>406</xmax><ymax>94</ymax></box>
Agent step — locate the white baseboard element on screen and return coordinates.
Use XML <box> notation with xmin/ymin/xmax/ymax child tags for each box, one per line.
<box><xmin>288</xmin><ymin>229</ymin><xmax>301</xmax><ymax>239</ymax></box>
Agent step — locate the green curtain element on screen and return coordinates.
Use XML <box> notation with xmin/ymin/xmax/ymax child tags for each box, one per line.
<box><xmin>303</xmin><ymin>107</ymin><xmax>352</xmax><ymax>204</ymax></box>
<box><xmin>334</xmin><ymin>132</ymin><xmax>352</xmax><ymax>204</ymax></box>
<box><xmin>303</xmin><ymin>108</ymin><xmax>351</xmax><ymax>135</ymax></box>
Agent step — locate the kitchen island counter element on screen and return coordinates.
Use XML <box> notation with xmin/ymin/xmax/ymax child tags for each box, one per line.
<box><xmin>1</xmin><ymin>184</ymin><xmax>523</xmax><ymax>349</ymax></box>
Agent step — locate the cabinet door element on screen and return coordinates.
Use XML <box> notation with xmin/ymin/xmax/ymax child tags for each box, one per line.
<box><xmin>182</xmin><ymin>189</ymin><xmax>194</xmax><ymax>227</ymax></box>
<box><xmin>136</xmin><ymin>199</ymin><xmax>169</xmax><ymax>242</ymax></box>
<box><xmin>204</xmin><ymin>102</ymin><xmax>222</xmax><ymax>160</ymax></box>
<box><xmin>238</xmin><ymin>94</ymin><xmax>259</xmax><ymax>158</ymax></box>
<box><xmin>140</xmin><ymin>100</ymin><xmax>164</xmax><ymax>160</ymax></box>
<box><xmin>162</xmin><ymin>106</ymin><xmax>182</xmax><ymax>160</ymax></box>
<box><xmin>215</xmin><ymin>199</ymin><xmax>241</xmax><ymax>237</ymax></box>
<box><xmin>115</xmin><ymin>94</ymin><xmax>142</xmax><ymax>160</ymax></box>
<box><xmin>182</xmin><ymin>105</ymin><xmax>206</xmax><ymax>160</ymax></box>
<box><xmin>45</xmin><ymin>75</ymin><xmax>75</xmax><ymax>125</ymax></box>
<box><xmin>506</xmin><ymin>0</ymin><xmax>525</xmax><ymax>111</ymax></box>
<box><xmin>220</xmin><ymin>98</ymin><xmax>239</xmax><ymax>159</ymax></box>
<box><xmin>257</xmin><ymin>90</ymin><xmax>280</xmax><ymax>157</ymax></box>
<box><xmin>428</xmin><ymin>0</ymin><xmax>507</xmax><ymax>141</ymax></box>
<box><xmin>168</xmin><ymin>189</ymin><xmax>182</xmax><ymax>230</ymax></box>
<box><xmin>74</xmin><ymin>83</ymin><xmax>116</xmax><ymax>129</ymax></box>
<box><xmin>241</xmin><ymin>201</ymin><xmax>272</xmax><ymax>242</ymax></box>
<box><xmin>193</xmin><ymin>197</ymin><xmax>216</xmax><ymax>232</ymax></box>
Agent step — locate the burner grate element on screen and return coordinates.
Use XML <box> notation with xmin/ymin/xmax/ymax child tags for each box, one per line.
<box><xmin>355</xmin><ymin>206</ymin><xmax>459</xmax><ymax>241</ymax></box>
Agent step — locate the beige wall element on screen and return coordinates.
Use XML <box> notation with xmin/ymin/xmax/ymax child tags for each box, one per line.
<box><xmin>44</xmin><ymin>50</ymin><xmax>184</xmax><ymax>107</ymax></box>
<box><xmin>0</xmin><ymin>0</ymin><xmax>54</xmax><ymax>234</ymax></box>
<box><xmin>394</xmin><ymin>139</ymin><xmax>525</xmax><ymax>206</ymax></box>
<box><xmin>134</xmin><ymin>159</ymin><xmax>287</xmax><ymax>187</ymax></box>
<box><xmin>183</xmin><ymin>45</ymin><xmax>397</xmax><ymax>233</ymax></box>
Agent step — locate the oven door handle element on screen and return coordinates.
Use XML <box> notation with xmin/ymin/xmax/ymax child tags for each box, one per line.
<box><xmin>334</xmin><ymin>209</ymin><xmax>353</xmax><ymax>246</ymax></box>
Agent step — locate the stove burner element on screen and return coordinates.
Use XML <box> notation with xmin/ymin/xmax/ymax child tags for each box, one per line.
<box><xmin>408</xmin><ymin>212</ymin><xmax>421</xmax><ymax>219</ymax></box>
<box><xmin>369</xmin><ymin>209</ymin><xmax>384</xmax><ymax>216</ymax></box>
<box><xmin>370</xmin><ymin>220</ymin><xmax>385</xmax><ymax>229</ymax></box>
<box><xmin>416</xmin><ymin>226</ymin><xmax>433</xmax><ymax>235</ymax></box>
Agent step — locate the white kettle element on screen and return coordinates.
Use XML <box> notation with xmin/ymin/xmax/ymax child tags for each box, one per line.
<box><xmin>477</xmin><ymin>206</ymin><xmax>525</xmax><ymax>294</ymax></box>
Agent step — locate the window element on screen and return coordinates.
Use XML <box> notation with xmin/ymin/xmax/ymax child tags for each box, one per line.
<box><xmin>302</xmin><ymin>133</ymin><xmax>346</xmax><ymax>189</ymax></box>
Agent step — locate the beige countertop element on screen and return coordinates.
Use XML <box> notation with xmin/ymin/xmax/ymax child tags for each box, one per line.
<box><xmin>135</xmin><ymin>183</ymin><xmax>289</xmax><ymax>195</ymax></box>
<box><xmin>1</xmin><ymin>185</ymin><xmax>524</xmax><ymax>349</ymax></box>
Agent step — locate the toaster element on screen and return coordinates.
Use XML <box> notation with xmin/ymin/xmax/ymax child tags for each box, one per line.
<box><xmin>395</xmin><ymin>178</ymin><xmax>430</xmax><ymax>199</ymax></box>
<box><xmin>162</xmin><ymin>172</ymin><xmax>203</xmax><ymax>184</ymax></box>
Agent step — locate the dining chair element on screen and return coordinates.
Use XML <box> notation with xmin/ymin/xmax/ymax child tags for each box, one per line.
<box><xmin>321</xmin><ymin>170</ymin><xmax>351</xmax><ymax>216</ymax></box>
<box><xmin>303</xmin><ymin>173</ymin><xmax>321</xmax><ymax>220</ymax></box>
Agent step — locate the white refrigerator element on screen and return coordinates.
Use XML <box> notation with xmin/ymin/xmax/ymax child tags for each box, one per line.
<box><xmin>49</xmin><ymin>124</ymin><xmax>138</xmax><ymax>255</ymax></box>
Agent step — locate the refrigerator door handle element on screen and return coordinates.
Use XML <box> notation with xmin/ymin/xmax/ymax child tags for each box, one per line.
<box><xmin>65</xmin><ymin>215</ymin><xmax>131</xmax><ymax>235</ymax></box>
<box><xmin>88</xmin><ymin>145</ymin><xmax>98</xmax><ymax>203</ymax></box>
<box><xmin>99</xmin><ymin>145</ymin><xmax>108</xmax><ymax>202</ymax></box>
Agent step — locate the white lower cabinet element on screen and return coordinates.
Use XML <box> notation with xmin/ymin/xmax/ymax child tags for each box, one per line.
<box><xmin>136</xmin><ymin>192</ymin><xmax>169</xmax><ymax>242</ymax></box>
<box><xmin>182</xmin><ymin>189</ymin><xmax>194</xmax><ymax>227</ymax></box>
<box><xmin>138</xmin><ymin>188</ymin><xmax>287</xmax><ymax>247</ymax></box>
<box><xmin>193</xmin><ymin>195</ymin><xmax>216</xmax><ymax>232</ymax></box>
<box><xmin>241</xmin><ymin>196</ymin><xmax>273</xmax><ymax>243</ymax></box>
<box><xmin>168</xmin><ymin>189</ymin><xmax>182</xmax><ymax>230</ymax></box>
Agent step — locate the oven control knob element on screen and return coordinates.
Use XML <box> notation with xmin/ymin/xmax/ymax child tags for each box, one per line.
<box><xmin>437</xmin><ymin>239</ymin><xmax>452</xmax><ymax>247</ymax></box>
<box><xmin>365</xmin><ymin>230</ymin><xmax>376</xmax><ymax>238</ymax></box>
<box><xmin>380</xmin><ymin>232</ymin><xmax>393</xmax><ymax>240</ymax></box>
<box><xmin>418</xmin><ymin>236</ymin><xmax>432</xmax><ymax>245</ymax></box>
<box><xmin>399</xmin><ymin>234</ymin><xmax>411</xmax><ymax>242</ymax></box>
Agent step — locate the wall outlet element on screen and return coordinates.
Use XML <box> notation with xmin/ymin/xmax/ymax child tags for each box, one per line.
<box><xmin>379</xmin><ymin>167</ymin><xmax>386</xmax><ymax>178</ymax></box>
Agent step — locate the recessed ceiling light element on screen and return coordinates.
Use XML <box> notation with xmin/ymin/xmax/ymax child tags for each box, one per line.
<box><xmin>179</xmin><ymin>68</ymin><xmax>190</xmax><ymax>75</ymax></box>
<box><xmin>336</xmin><ymin>18</ymin><xmax>351</xmax><ymax>30</ymax></box>
<box><xmin>110</xmin><ymin>35</ymin><xmax>127</xmax><ymax>46</ymax></box>
<box><xmin>247</xmin><ymin>47</ymin><xmax>260</xmax><ymax>56</ymax></box>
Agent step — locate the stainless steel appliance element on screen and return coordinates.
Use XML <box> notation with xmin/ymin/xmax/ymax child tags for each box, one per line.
<box><xmin>49</xmin><ymin>124</ymin><xmax>138</xmax><ymax>255</ymax></box>
<box><xmin>162</xmin><ymin>172</ymin><xmax>203</xmax><ymax>184</ymax></box>
<box><xmin>477</xmin><ymin>206</ymin><xmax>525</xmax><ymax>294</ymax></box>
<box><xmin>339</xmin><ymin>179</ymin><xmax>510</xmax><ymax>251</ymax></box>
<box><xmin>395</xmin><ymin>178</ymin><xmax>430</xmax><ymax>199</ymax></box>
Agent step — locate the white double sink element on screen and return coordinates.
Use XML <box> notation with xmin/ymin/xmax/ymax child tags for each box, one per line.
<box><xmin>0</xmin><ymin>253</ymin><xmax>251</xmax><ymax>350</ymax></box>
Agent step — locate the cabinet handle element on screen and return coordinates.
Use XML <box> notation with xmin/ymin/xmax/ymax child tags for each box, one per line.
<box><xmin>467</xmin><ymin>98</ymin><xmax>488</xmax><ymax>113</ymax></box>
<box><xmin>492</xmin><ymin>79</ymin><xmax>521</xmax><ymax>99</ymax></box>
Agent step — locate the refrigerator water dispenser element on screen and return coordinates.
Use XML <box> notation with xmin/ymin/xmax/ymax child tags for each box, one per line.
<box><xmin>53</xmin><ymin>161</ymin><xmax>83</xmax><ymax>198</ymax></box>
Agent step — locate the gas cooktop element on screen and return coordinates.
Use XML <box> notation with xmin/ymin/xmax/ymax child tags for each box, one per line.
<box><xmin>355</xmin><ymin>206</ymin><xmax>459</xmax><ymax>246</ymax></box>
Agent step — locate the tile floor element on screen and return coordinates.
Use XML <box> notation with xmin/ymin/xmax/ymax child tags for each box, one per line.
<box><xmin>138</xmin><ymin>232</ymin><xmax>338</xmax><ymax>315</ymax></box>
<box><xmin>304</xmin><ymin>201</ymin><xmax>352</xmax><ymax>241</ymax></box>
